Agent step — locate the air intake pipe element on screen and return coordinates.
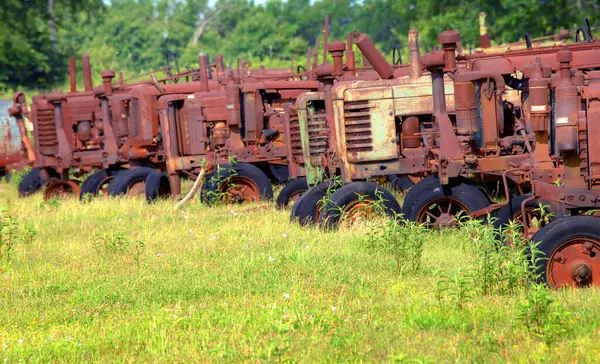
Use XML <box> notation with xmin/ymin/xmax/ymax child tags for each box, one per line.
<box><xmin>353</xmin><ymin>31</ymin><xmax>394</xmax><ymax>79</ymax></box>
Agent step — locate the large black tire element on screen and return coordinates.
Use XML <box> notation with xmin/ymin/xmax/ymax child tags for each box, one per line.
<box><xmin>145</xmin><ymin>171</ymin><xmax>172</xmax><ymax>203</ymax></box>
<box><xmin>400</xmin><ymin>175</ymin><xmax>440</xmax><ymax>216</ymax></box>
<box><xmin>269</xmin><ymin>164</ymin><xmax>290</xmax><ymax>184</ymax></box>
<box><xmin>201</xmin><ymin>162</ymin><xmax>273</xmax><ymax>204</ymax></box>
<box><xmin>276</xmin><ymin>178</ymin><xmax>309</xmax><ymax>208</ymax></box>
<box><xmin>319</xmin><ymin>182</ymin><xmax>402</xmax><ymax>230</ymax></box>
<box><xmin>18</xmin><ymin>168</ymin><xmax>58</xmax><ymax>197</ymax></box>
<box><xmin>108</xmin><ymin>167</ymin><xmax>156</xmax><ymax>197</ymax></box>
<box><xmin>494</xmin><ymin>194</ymin><xmax>565</xmax><ymax>234</ymax></box>
<box><xmin>532</xmin><ymin>216</ymin><xmax>600</xmax><ymax>288</ymax></box>
<box><xmin>407</xmin><ymin>182</ymin><xmax>491</xmax><ymax>228</ymax></box>
<box><xmin>390</xmin><ymin>175</ymin><xmax>415</xmax><ymax>192</ymax></box>
<box><xmin>290</xmin><ymin>180</ymin><xmax>333</xmax><ymax>226</ymax></box>
<box><xmin>80</xmin><ymin>169</ymin><xmax>123</xmax><ymax>201</ymax></box>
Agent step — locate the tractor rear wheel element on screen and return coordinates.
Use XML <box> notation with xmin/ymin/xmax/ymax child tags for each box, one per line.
<box><xmin>407</xmin><ymin>182</ymin><xmax>490</xmax><ymax>228</ymax></box>
<box><xmin>145</xmin><ymin>171</ymin><xmax>172</xmax><ymax>203</ymax></box>
<box><xmin>494</xmin><ymin>194</ymin><xmax>565</xmax><ymax>244</ymax></box>
<box><xmin>318</xmin><ymin>182</ymin><xmax>402</xmax><ymax>230</ymax></box>
<box><xmin>43</xmin><ymin>180</ymin><xmax>81</xmax><ymax>201</ymax></box>
<box><xmin>18</xmin><ymin>168</ymin><xmax>59</xmax><ymax>197</ymax></box>
<box><xmin>108</xmin><ymin>167</ymin><xmax>156</xmax><ymax>197</ymax></box>
<box><xmin>201</xmin><ymin>163</ymin><xmax>272</xmax><ymax>205</ymax></box>
<box><xmin>290</xmin><ymin>180</ymin><xmax>334</xmax><ymax>226</ymax></box>
<box><xmin>276</xmin><ymin>178</ymin><xmax>309</xmax><ymax>208</ymax></box>
<box><xmin>533</xmin><ymin>216</ymin><xmax>600</xmax><ymax>288</ymax></box>
<box><xmin>80</xmin><ymin>169</ymin><xmax>123</xmax><ymax>201</ymax></box>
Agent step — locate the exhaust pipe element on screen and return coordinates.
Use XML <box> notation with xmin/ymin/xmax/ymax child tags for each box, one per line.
<box><xmin>408</xmin><ymin>29</ymin><xmax>422</xmax><ymax>78</ymax></box>
<box><xmin>82</xmin><ymin>54</ymin><xmax>93</xmax><ymax>92</ymax></box>
<box><xmin>69</xmin><ymin>56</ymin><xmax>77</xmax><ymax>92</ymax></box>
<box><xmin>353</xmin><ymin>31</ymin><xmax>393</xmax><ymax>79</ymax></box>
<box><xmin>345</xmin><ymin>33</ymin><xmax>356</xmax><ymax>74</ymax></box>
<box><xmin>198</xmin><ymin>53</ymin><xmax>209</xmax><ymax>92</ymax></box>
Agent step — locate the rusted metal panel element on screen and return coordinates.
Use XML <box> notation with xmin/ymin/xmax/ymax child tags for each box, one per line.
<box><xmin>0</xmin><ymin>100</ymin><xmax>22</xmax><ymax>169</ymax></box>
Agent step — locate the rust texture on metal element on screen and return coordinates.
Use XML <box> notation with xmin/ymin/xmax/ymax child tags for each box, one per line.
<box><xmin>0</xmin><ymin>99</ymin><xmax>24</xmax><ymax>170</ymax></box>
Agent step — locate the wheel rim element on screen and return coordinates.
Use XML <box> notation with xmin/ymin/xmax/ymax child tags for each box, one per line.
<box><xmin>219</xmin><ymin>176</ymin><xmax>260</xmax><ymax>203</ymax></box>
<box><xmin>343</xmin><ymin>200</ymin><xmax>378</xmax><ymax>225</ymax></box>
<box><xmin>547</xmin><ymin>237</ymin><xmax>600</xmax><ymax>288</ymax></box>
<box><xmin>127</xmin><ymin>179</ymin><xmax>147</xmax><ymax>197</ymax></box>
<box><xmin>96</xmin><ymin>176</ymin><xmax>114</xmax><ymax>197</ymax></box>
<box><xmin>288</xmin><ymin>189</ymin><xmax>307</xmax><ymax>205</ymax></box>
<box><xmin>505</xmin><ymin>207</ymin><xmax>543</xmax><ymax>242</ymax></box>
<box><xmin>416</xmin><ymin>196</ymin><xmax>469</xmax><ymax>228</ymax></box>
<box><xmin>43</xmin><ymin>180</ymin><xmax>80</xmax><ymax>201</ymax></box>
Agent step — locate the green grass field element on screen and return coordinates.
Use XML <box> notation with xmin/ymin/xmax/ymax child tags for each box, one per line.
<box><xmin>0</xmin><ymin>179</ymin><xmax>599</xmax><ymax>362</ymax></box>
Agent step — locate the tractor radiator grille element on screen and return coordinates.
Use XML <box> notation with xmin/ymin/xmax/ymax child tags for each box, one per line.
<box><xmin>36</xmin><ymin>107</ymin><xmax>58</xmax><ymax>151</ymax></box>
<box><xmin>344</xmin><ymin>100</ymin><xmax>373</xmax><ymax>153</ymax></box>
<box><xmin>307</xmin><ymin>108</ymin><xmax>327</xmax><ymax>157</ymax></box>
<box><xmin>289</xmin><ymin>112</ymin><xmax>303</xmax><ymax>162</ymax></box>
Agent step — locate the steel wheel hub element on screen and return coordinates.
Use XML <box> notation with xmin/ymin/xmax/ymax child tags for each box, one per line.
<box><xmin>416</xmin><ymin>197</ymin><xmax>469</xmax><ymax>228</ymax></box>
<box><xmin>127</xmin><ymin>180</ymin><xmax>146</xmax><ymax>197</ymax></box>
<box><xmin>548</xmin><ymin>237</ymin><xmax>600</xmax><ymax>288</ymax></box>
<box><xmin>344</xmin><ymin>200</ymin><xmax>377</xmax><ymax>225</ymax></box>
<box><xmin>219</xmin><ymin>176</ymin><xmax>260</xmax><ymax>203</ymax></box>
<box><xmin>43</xmin><ymin>180</ymin><xmax>80</xmax><ymax>201</ymax></box>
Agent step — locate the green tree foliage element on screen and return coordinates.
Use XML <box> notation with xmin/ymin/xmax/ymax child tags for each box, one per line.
<box><xmin>1</xmin><ymin>0</ymin><xmax>598</xmax><ymax>92</ymax></box>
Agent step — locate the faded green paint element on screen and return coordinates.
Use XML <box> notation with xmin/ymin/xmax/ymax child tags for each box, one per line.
<box><xmin>332</xmin><ymin>75</ymin><xmax>456</xmax><ymax>182</ymax></box>
<box><xmin>296</xmin><ymin>92</ymin><xmax>324</xmax><ymax>185</ymax></box>
<box><xmin>296</xmin><ymin>74</ymin><xmax>458</xmax><ymax>185</ymax></box>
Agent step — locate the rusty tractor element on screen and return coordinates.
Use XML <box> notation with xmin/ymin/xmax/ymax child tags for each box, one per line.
<box><xmin>400</xmin><ymin>24</ymin><xmax>600</xmax><ymax>231</ymax></box>
<box><xmin>19</xmin><ymin>54</ymin><xmax>220</xmax><ymax>200</ymax></box>
<box><xmin>497</xmin><ymin>44</ymin><xmax>600</xmax><ymax>288</ymax></box>
<box><xmin>104</xmin><ymin>53</ymin><xmax>321</xmax><ymax>204</ymax></box>
<box><xmin>288</xmin><ymin>29</ymin><xmax>462</xmax><ymax>227</ymax></box>
<box><xmin>290</xmin><ymin>21</ymin><xmax>600</xmax><ymax>229</ymax></box>
<box><xmin>278</xmin><ymin>29</ymin><xmax>388</xmax><ymax>208</ymax></box>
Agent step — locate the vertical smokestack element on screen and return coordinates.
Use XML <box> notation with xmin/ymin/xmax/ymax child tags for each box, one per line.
<box><xmin>478</xmin><ymin>12</ymin><xmax>491</xmax><ymax>48</ymax></box>
<box><xmin>82</xmin><ymin>54</ymin><xmax>93</xmax><ymax>92</ymax></box>
<box><xmin>215</xmin><ymin>54</ymin><xmax>225</xmax><ymax>76</ymax></box>
<box><xmin>408</xmin><ymin>29</ymin><xmax>422</xmax><ymax>78</ymax></box>
<box><xmin>118</xmin><ymin>72</ymin><xmax>124</xmax><ymax>87</ymax></box>
<box><xmin>69</xmin><ymin>56</ymin><xmax>77</xmax><ymax>92</ymax></box>
<box><xmin>198</xmin><ymin>53</ymin><xmax>209</xmax><ymax>92</ymax></box>
<box><xmin>313</xmin><ymin>39</ymin><xmax>319</xmax><ymax>70</ymax></box>
<box><xmin>322</xmin><ymin>15</ymin><xmax>330</xmax><ymax>65</ymax></box>
<box><xmin>345</xmin><ymin>33</ymin><xmax>356</xmax><ymax>74</ymax></box>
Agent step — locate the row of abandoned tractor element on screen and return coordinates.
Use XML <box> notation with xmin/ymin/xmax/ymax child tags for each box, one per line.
<box><xmin>4</xmin><ymin>17</ymin><xmax>600</xmax><ymax>289</ymax></box>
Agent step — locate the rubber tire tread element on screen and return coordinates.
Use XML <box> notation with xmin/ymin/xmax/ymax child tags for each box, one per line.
<box><xmin>406</xmin><ymin>182</ymin><xmax>491</xmax><ymax>224</ymax></box>
<box><xmin>390</xmin><ymin>176</ymin><xmax>415</xmax><ymax>192</ymax></box>
<box><xmin>319</xmin><ymin>182</ymin><xmax>402</xmax><ymax>230</ymax></box>
<box><xmin>400</xmin><ymin>175</ymin><xmax>440</xmax><ymax>216</ymax></box>
<box><xmin>145</xmin><ymin>171</ymin><xmax>172</xmax><ymax>203</ymax></box>
<box><xmin>290</xmin><ymin>180</ymin><xmax>333</xmax><ymax>226</ymax></box>
<box><xmin>201</xmin><ymin>163</ymin><xmax>273</xmax><ymax>204</ymax></box>
<box><xmin>80</xmin><ymin>169</ymin><xmax>121</xmax><ymax>200</ymax></box>
<box><xmin>276</xmin><ymin>178</ymin><xmax>309</xmax><ymax>208</ymax></box>
<box><xmin>108</xmin><ymin>167</ymin><xmax>155</xmax><ymax>197</ymax></box>
<box><xmin>269</xmin><ymin>164</ymin><xmax>290</xmax><ymax>183</ymax></box>
<box><xmin>18</xmin><ymin>168</ymin><xmax>58</xmax><ymax>197</ymax></box>
<box><xmin>494</xmin><ymin>194</ymin><xmax>566</xmax><ymax>231</ymax></box>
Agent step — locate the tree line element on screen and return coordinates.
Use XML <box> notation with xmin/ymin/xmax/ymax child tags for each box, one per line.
<box><xmin>1</xmin><ymin>0</ymin><xmax>598</xmax><ymax>92</ymax></box>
